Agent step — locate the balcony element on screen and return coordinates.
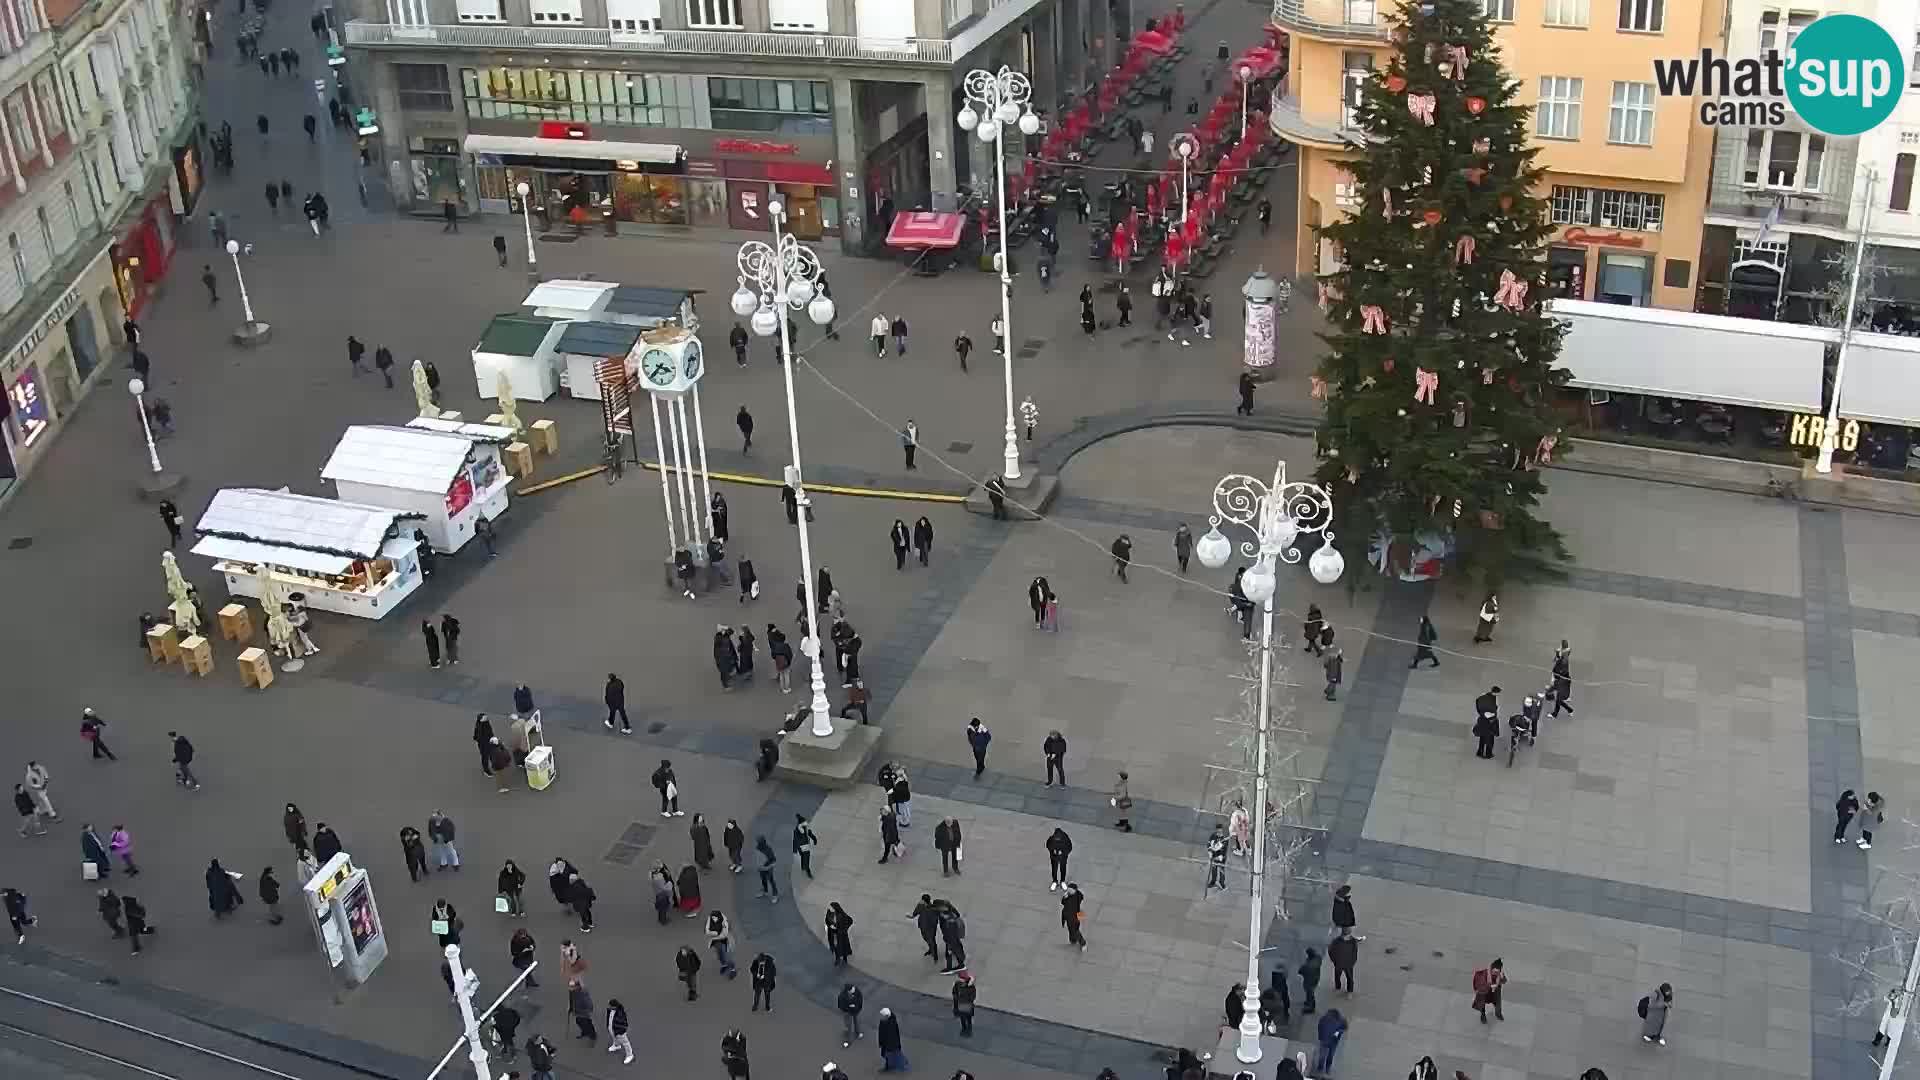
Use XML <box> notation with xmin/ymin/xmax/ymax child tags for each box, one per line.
<box><xmin>1268</xmin><ymin>89</ymin><xmax>1370</xmax><ymax>150</ymax></box>
<box><xmin>1270</xmin><ymin>0</ymin><xmax>1392</xmax><ymax>42</ymax></box>
<box><xmin>0</xmin><ymin>30</ymin><xmax>54</xmax><ymax>97</ymax></box>
<box><xmin>343</xmin><ymin>21</ymin><xmax>955</xmax><ymax>66</ymax></box>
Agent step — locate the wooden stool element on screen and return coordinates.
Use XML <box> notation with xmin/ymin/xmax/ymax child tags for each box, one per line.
<box><xmin>217</xmin><ymin>604</ymin><xmax>252</xmax><ymax>642</ymax></box>
<box><xmin>179</xmin><ymin>635</ymin><xmax>213</xmax><ymax>677</ymax></box>
<box><xmin>439</xmin><ymin>410</ymin><xmax>463</xmax><ymax>422</ymax></box>
<box><xmin>505</xmin><ymin>441</ymin><xmax>534</xmax><ymax>478</ymax></box>
<box><xmin>146</xmin><ymin>624</ymin><xmax>178</xmax><ymax>664</ymax></box>
<box><xmin>485</xmin><ymin>413</ymin><xmax>508</xmax><ymax>427</ymax></box>
<box><xmin>530</xmin><ymin>418</ymin><xmax>558</xmax><ymax>455</ymax></box>
<box><xmin>238</xmin><ymin>647</ymin><xmax>274</xmax><ymax>689</ymax></box>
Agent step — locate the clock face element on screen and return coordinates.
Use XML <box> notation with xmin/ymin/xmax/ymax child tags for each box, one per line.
<box><xmin>641</xmin><ymin>349</ymin><xmax>676</xmax><ymax>386</ymax></box>
<box><xmin>683</xmin><ymin>340</ymin><xmax>703</xmax><ymax>381</ymax></box>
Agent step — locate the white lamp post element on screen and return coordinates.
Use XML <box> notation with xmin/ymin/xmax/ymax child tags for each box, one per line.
<box><xmin>958</xmin><ymin>66</ymin><xmax>1040</xmax><ymax>485</ymax></box>
<box><xmin>444</xmin><ymin>944</ymin><xmax>493</xmax><ymax>1080</ymax></box>
<box><xmin>1818</xmin><ymin>167</ymin><xmax>1877</xmax><ymax>475</ymax></box>
<box><xmin>516</xmin><ymin>180</ymin><xmax>538</xmax><ymax>282</ymax></box>
<box><xmin>1172</xmin><ymin>133</ymin><xmax>1197</xmax><ymax>224</ymax></box>
<box><xmin>127</xmin><ymin>377</ymin><xmax>162</xmax><ymax>475</ymax></box>
<box><xmin>224</xmin><ymin>238</ymin><xmax>270</xmax><ymax>345</ymax></box>
<box><xmin>1194</xmin><ymin>458</ymin><xmax>1343</xmax><ymax>1065</ymax></box>
<box><xmin>1238</xmin><ymin>64</ymin><xmax>1254</xmax><ymax>140</ymax></box>
<box><xmin>732</xmin><ymin>199</ymin><xmax>837</xmax><ymax>738</ymax></box>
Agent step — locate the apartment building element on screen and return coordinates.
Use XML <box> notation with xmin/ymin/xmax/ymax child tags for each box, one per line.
<box><xmin>344</xmin><ymin>0</ymin><xmax>1129</xmax><ymax>251</ymax></box>
<box><xmin>1269</xmin><ymin>0</ymin><xmax>1720</xmax><ymax>310</ymax></box>
<box><xmin>1696</xmin><ymin>0</ymin><xmax>1920</xmax><ymax>323</ymax></box>
<box><xmin>0</xmin><ymin>0</ymin><xmax>200</xmax><ymax>504</ymax></box>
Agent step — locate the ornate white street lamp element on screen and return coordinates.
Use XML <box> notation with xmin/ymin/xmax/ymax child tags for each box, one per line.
<box><xmin>516</xmin><ymin>180</ymin><xmax>539</xmax><ymax>281</ymax></box>
<box><xmin>1238</xmin><ymin>63</ymin><xmax>1254</xmax><ymax>140</ymax></box>
<box><xmin>731</xmin><ymin>200</ymin><xmax>837</xmax><ymax>738</ymax></box>
<box><xmin>225</xmin><ymin>239</ymin><xmax>269</xmax><ymax>345</ymax></box>
<box><xmin>1194</xmin><ymin>458</ymin><xmax>1343</xmax><ymax>1065</ymax></box>
<box><xmin>957</xmin><ymin>66</ymin><xmax>1040</xmax><ymax>484</ymax></box>
<box><xmin>127</xmin><ymin>377</ymin><xmax>162</xmax><ymax>476</ymax></box>
<box><xmin>1172</xmin><ymin>132</ymin><xmax>1198</xmax><ymax>224</ymax></box>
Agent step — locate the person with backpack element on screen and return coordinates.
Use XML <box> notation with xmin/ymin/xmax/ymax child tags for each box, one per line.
<box><xmin>1638</xmin><ymin>982</ymin><xmax>1672</xmax><ymax>1044</ymax></box>
<box><xmin>525</xmin><ymin>1034</ymin><xmax>557</xmax><ymax>1080</ymax></box>
<box><xmin>1298</xmin><ymin>947</ymin><xmax>1322</xmax><ymax>1013</ymax></box>
<box><xmin>1472</xmin><ymin>958</ymin><xmax>1507</xmax><ymax>1022</ymax></box>
<box><xmin>721</xmin><ymin>1029</ymin><xmax>750</xmax><ymax>1080</ymax></box>
<box><xmin>605</xmin><ymin>997</ymin><xmax>631</xmax><ymax>1062</ymax></box>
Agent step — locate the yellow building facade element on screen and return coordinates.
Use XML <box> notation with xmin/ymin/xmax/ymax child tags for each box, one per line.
<box><xmin>1270</xmin><ymin>0</ymin><xmax>1721</xmax><ymax>310</ymax></box>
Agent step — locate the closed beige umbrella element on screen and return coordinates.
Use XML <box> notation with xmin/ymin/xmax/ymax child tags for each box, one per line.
<box><xmin>413</xmin><ymin>358</ymin><xmax>440</xmax><ymax>418</ymax></box>
<box><xmin>497</xmin><ymin>371</ymin><xmax>522</xmax><ymax>435</ymax></box>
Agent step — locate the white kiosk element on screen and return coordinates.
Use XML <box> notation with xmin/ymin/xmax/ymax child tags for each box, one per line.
<box><xmin>191</xmin><ymin>488</ymin><xmax>424</xmax><ymax>620</ymax></box>
<box><xmin>302</xmin><ymin>852</ymin><xmax>389</xmax><ymax>988</ymax></box>
<box><xmin>471</xmin><ymin>314</ymin><xmax>567</xmax><ymax>402</ymax></box>
<box><xmin>322</xmin><ymin>423</ymin><xmax>513</xmax><ymax>554</ymax></box>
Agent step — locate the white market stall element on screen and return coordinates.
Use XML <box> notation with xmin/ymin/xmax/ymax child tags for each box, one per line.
<box><xmin>553</xmin><ymin>321</ymin><xmax>643</xmax><ymax>402</ymax></box>
<box><xmin>1548</xmin><ymin>297</ymin><xmax>1828</xmax><ymax>411</ymax></box>
<box><xmin>472</xmin><ymin>314</ymin><xmax>567</xmax><ymax>402</ymax></box>
<box><xmin>322</xmin><ymin>423</ymin><xmax>513</xmax><ymax>554</ymax></box>
<box><xmin>524</xmin><ymin>279</ymin><xmax>616</xmax><ymax>321</ymax></box>
<box><xmin>191</xmin><ymin>488</ymin><xmax>425</xmax><ymax>620</ymax></box>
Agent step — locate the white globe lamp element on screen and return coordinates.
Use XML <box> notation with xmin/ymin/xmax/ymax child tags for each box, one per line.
<box><xmin>1241</xmin><ymin>559</ymin><xmax>1278</xmax><ymax>605</ymax></box>
<box><xmin>976</xmin><ymin>121</ymin><xmax>999</xmax><ymax>143</ymax></box>
<box><xmin>787</xmin><ymin>277</ymin><xmax>815</xmax><ymax>305</ymax></box>
<box><xmin>996</xmin><ymin>101</ymin><xmax>1020</xmax><ymax>125</ymax></box>
<box><xmin>957</xmin><ymin>105</ymin><xmax>980</xmax><ymax>132</ymax></box>
<box><xmin>1309</xmin><ymin>539</ymin><xmax>1345</xmax><ymax>584</ymax></box>
<box><xmin>807</xmin><ymin>294</ymin><xmax>836</xmax><ymax>326</ymax></box>
<box><xmin>1194</xmin><ymin>524</ymin><xmax>1232</xmax><ymax>569</ymax></box>
<box><xmin>750</xmin><ymin>305</ymin><xmax>779</xmax><ymax>338</ymax></box>
<box><xmin>1018</xmin><ymin>111</ymin><xmax>1041</xmax><ymax>136</ymax></box>
<box><xmin>730</xmin><ymin>282</ymin><xmax>759</xmax><ymax>317</ymax></box>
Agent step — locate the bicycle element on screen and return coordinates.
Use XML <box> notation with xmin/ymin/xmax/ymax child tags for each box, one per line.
<box><xmin>603</xmin><ymin>438</ymin><xmax>625</xmax><ymax>483</ymax></box>
<box><xmin>1506</xmin><ymin>716</ymin><xmax>1534</xmax><ymax>768</ymax></box>
<box><xmin>1763</xmin><ymin>476</ymin><xmax>1799</xmax><ymax>501</ymax></box>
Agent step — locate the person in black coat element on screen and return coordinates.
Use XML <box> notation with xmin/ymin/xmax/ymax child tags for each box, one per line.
<box><xmin>205</xmin><ymin>860</ymin><xmax>243</xmax><ymax>917</ymax></box>
<box><xmin>472</xmin><ymin>714</ymin><xmax>496</xmax><ymax>774</ymax></box>
<box><xmin>890</xmin><ymin>520</ymin><xmax>910</xmax><ymax>570</ymax></box>
<box><xmin>1046</xmin><ymin>827</ymin><xmax>1073</xmax><ymax>888</ymax></box>
<box><xmin>605</xmin><ymin>673</ymin><xmax>630</xmax><ymax>732</ymax></box>
<box><xmin>877</xmin><ymin>1008</ymin><xmax>905</xmax><ymax>1070</ymax></box>
<box><xmin>910</xmin><ymin>894</ymin><xmax>941</xmax><ymax>959</ymax></box>
<box><xmin>730</xmin><ymin>323</ymin><xmax>750</xmax><ymax>366</ymax></box>
<box><xmin>825</xmin><ymin>902</ymin><xmax>854</xmax><ymax>966</ymax></box>
<box><xmin>422</xmin><ymin>621</ymin><xmax>441</xmax><ymax>668</ymax></box>
<box><xmin>313</xmin><ymin>823</ymin><xmax>342</xmax><ymax>862</ymax></box>
<box><xmin>749</xmin><ymin>951</ymin><xmax>777</xmax><ymax>1010</ymax></box>
<box><xmin>400</xmin><ymin>826</ymin><xmax>428</xmax><ymax>881</ymax></box>
<box><xmin>1043</xmin><ymin>730</ymin><xmax>1068</xmax><ymax>786</ymax></box>
<box><xmin>676</xmin><ymin>944</ymin><xmax>702</xmax><ymax>1000</ymax></box>
<box><xmin>1027</xmin><ymin>577</ymin><xmax>1052</xmax><ymax>627</ymax></box>
<box><xmin>1473</xmin><ymin>686</ymin><xmax>1502</xmax><ymax>759</ymax></box>
<box><xmin>498</xmin><ymin>859</ymin><xmax>527</xmax><ymax>916</ymax></box>
<box><xmin>259</xmin><ymin>866</ymin><xmax>282</xmax><ymax>924</ymax></box>
<box><xmin>816</xmin><ymin>567</ymin><xmax>834</xmax><ymax>612</ymax></box>
<box><xmin>714</xmin><ymin>628</ymin><xmax>739</xmax><ymax>690</ymax></box>
<box><xmin>912</xmin><ymin>517</ymin><xmax>934</xmax><ymax>565</ymax></box>
<box><xmin>548</xmin><ymin>857</ymin><xmax>579</xmax><ymax>907</ymax></box>
<box><xmin>710</xmin><ymin>491</ymin><xmax>730</xmax><ymax>542</ymax></box>
<box><xmin>722</xmin><ymin>819</ymin><xmax>746</xmax><ymax>871</ymax></box>
<box><xmin>878</xmin><ymin>809</ymin><xmax>901</xmax><ymax>864</ymax></box>
<box><xmin>569</xmin><ymin>874</ymin><xmax>597</xmax><ymax>931</ymax></box>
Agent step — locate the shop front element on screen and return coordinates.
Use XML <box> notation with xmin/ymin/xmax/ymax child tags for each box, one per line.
<box><xmin>0</xmin><ymin>248</ymin><xmax>118</xmax><ymax>503</ymax></box>
<box><xmin>169</xmin><ymin>139</ymin><xmax>204</xmax><ymax>216</ymax></box>
<box><xmin>111</xmin><ymin>195</ymin><xmax>177</xmax><ymax>318</ymax></box>
<box><xmin>1543</xmin><ymin>227</ymin><xmax>1658</xmax><ymax>306</ymax></box>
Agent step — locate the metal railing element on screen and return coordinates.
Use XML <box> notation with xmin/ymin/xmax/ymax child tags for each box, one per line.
<box><xmin>1269</xmin><ymin>0</ymin><xmax>1393</xmax><ymax>40</ymax></box>
<box><xmin>343</xmin><ymin>21</ymin><xmax>954</xmax><ymax>65</ymax></box>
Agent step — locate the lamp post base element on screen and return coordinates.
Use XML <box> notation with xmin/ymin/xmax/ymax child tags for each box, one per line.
<box><xmin>1243</xmin><ymin>362</ymin><xmax>1279</xmax><ymax>383</ymax></box>
<box><xmin>773</xmin><ymin>721</ymin><xmax>884</xmax><ymax>790</ymax></box>
<box><xmin>1208</xmin><ymin>1028</ymin><xmax>1304</xmax><ymax>1080</ymax></box>
<box><xmin>134</xmin><ymin>469</ymin><xmax>188</xmax><ymax>501</ymax></box>
<box><xmin>231</xmin><ymin>320</ymin><xmax>273</xmax><ymax>347</ymax></box>
<box><xmin>963</xmin><ymin>470</ymin><xmax>1058</xmax><ymax>520</ymax></box>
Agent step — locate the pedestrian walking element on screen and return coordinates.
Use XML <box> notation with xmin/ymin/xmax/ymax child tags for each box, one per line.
<box><xmin>794</xmin><ymin>814</ymin><xmax>818</xmax><ymax>878</ymax></box>
<box><xmin>1322</xmin><ymin>643</ymin><xmax>1344</xmax><ymax>700</ymax></box>
<box><xmin>14</xmin><ymin>785</ymin><xmax>44</xmax><ymax>836</ymax></box>
<box><xmin>472</xmin><ymin>713</ymin><xmax>497</xmax><ymax>776</ymax></box>
<box><xmin>910</xmin><ymin>894</ymin><xmax>940</xmax><ymax>960</ymax></box>
<box><xmin>890</xmin><ymin>519</ymin><xmax>910</xmax><ymax>570</ymax></box>
<box><xmin>691</xmin><ymin>814</ymin><xmax>715</xmax><ymax>872</ymax></box>
<box><xmin>201</xmin><ymin>264</ymin><xmax>219</xmax><ymax>304</ymax></box>
<box><xmin>3</xmin><ymin>887</ymin><xmax>33</xmax><ymax>942</ymax></box>
<box><xmin>604</xmin><ymin>673</ymin><xmax>631</xmax><ymax>732</ymax></box>
<box><xmin>1172</xmin><ymin>523</ymin><xmax>1194</xmax><ymax>573</ymax></box>
<box><xmin>750</xmin><ymin>951</ymin><xmax>777</xmax><ymax>1010</ymax></box>
<box><xmin>652</xmin><ymin>759</ymin><xmax>683</xmax><ymax>816</ymax></box>
<box><xmin>878</xmin><ymin>807</ymin><xmax>901</xmax><ymax>864</ymax></box>
<box><xmin>901</xmin><ymin>420</ymin><xmax>918</xmax><ymax>470</ymax></box>
<box><xmin>547</xmin><ymin>858</ymin><xmax>580</xmax><ymax>909</ymax></box>
<box><xmin>510</xmin><ymin>928</ymin><xmax>539</xmax><ymax>988</ymax></box>
<box><xmin>837</xmin><ymin>982</ymin><xmax>864</xmax><ymax>1044</ymax></box>
<box><xmin>713</xmin><ymin>626</ymin><xmax>739</xmax><ymax>690</ymax></box>
<box><xmin>1061</xmin><ymin>883</ymin><xmax>1087</xmax><ymax>947</ymax></box>
<box><xmin>1236</xmin><ymin>371</ymin><xmax>1256</xmax><ymax>416</ymax></box>
<box><xmin>954</xmin><ymin>333</ymin><xmax>972</xmax><ymax>372</ymax></box>
<box><xmin>1111</xmin><ymin>770</ymin><xmax>1133</xmax><ymax>831</ymax></box>
<box><xmin>826</xmin><ymin>903</ymin><xmax>854</xmax><ymax>967</ymax></box>
<box><xmin>1026</xmin><ymin>576</ymin><xmax>1052</xmax><ymax>628</ymax></box>
<box><xmin>313</xmin><ymin>822</ymin><xmax>342</xmax><ymax>862</ymax></box>
<box><xmin>526</xmin><ymin>1035</ymin><xmax>558</xmax><ymax>1080</ymax></box>
<box><xmin>1471</xmin><ymin>957</ymin><xmax>1507</xmax><ymax>1022</ymax></box>
<box><xmin>677</xmin><ymin>864</ymin><xmax>702</xmax><ymax>918</ymax></box>
<box><xmin>1116</xmin><ymin>283</ymin><xmax>1134</xmax><ymax>326</ymax></box>
<box><xmin>570</xmin><ymin>873</ymin><xmax>597</xmax><ymax>931</ymax></box>
<box><xmin>722</xmin><ymin>1029</ymin><xmax>750</xmax><ymax>1080</ymax></box>
<box><xmin>870</xmin><ymin>314</ymin><xmax>888</xmax><ymax>357</ymax></box>
<box><xmin>491</xmin><ymin>234</ymin><xmax>509</xmax><ymax>267</ymax></box>
<box><xmin>964</xmin><ymin>717</ymin><xmax>992</xmax><ymax>778</ymax></box>
<box><xmin>603</xmin><ymin>998</ymin><xmax>631</xmax><ymax>1063</ymax></box>
<box><xmin>754</xmin><ymin>835</ymin><xmax>779</xmax><ymax>898</ymax></box>
<box><xmin>1836</xmin><ymin>789</ymin><xmax>1862</xmax><ymax>842</ymax></box>
<box><xmin>81</xmin><ymin>824</ymin><xmax>110</xmax><ymax>879</ymax></box>
<box><xmin>938</xmin><ymin>903</ymin><xmax>967</xmax><ymax>968</ymax></box>
<box><xmin>374</xmin><ymin>345</ymin><xmax>394</xmax><ymax>387</ymax></box>
<box><xmin>891</xmin><ymin>316</ymin><xmax>909</xmax><ymax>355</ymax></box>
<box><xmin>1329</xmin><ymin>928</ymin><xmax>1358</xmax><ymax>992</ymax></box>
<box><xmin>80</xmin><ymin>708</ymin><xmax>116</xmax><ymax>760</ymax></box>
<box><xmin>1860</xmin><ymin>792</ymin><xmax>1887</xmax><ymax>849</ymax></box>
<box><xmin>259</xmin><ymin>866</ymin><xmax>282</xmax><ymax>924</ymax></box>
<box><xmin>109</xmin><ymin>824</ymin><xmax>137</xmax><ymax>875</ymax></box>
<box><xmin>156</xmin><ymin>499</ymin><xmax>185</xmax><ymax>546</ymax></box>
<box><xmin>1473</xmin><ymin>592</ymin><xmax>1500</xmax><ymax>642</ymax></box>
<box><xmin>206</xmin><ymin>859</ymin><xmax>244</xmax><ymax>918</ymax></box>
<box><xmin>347</xmin><ymin>335</ymin><xmax>368</xmax><ymax>374</ymax></box>
<box><xmin>23</xmin><ymin>761</ymin><xmax>54</xmax><ymax>820</ymax></box>
<box><xmin>707</xmin><ymin>910</ymin><xmax>738</xmax><ymax>976</ymax></box>
<box><xmin>878</xmin><ymin>1009</ymin><xmax>907</xmax><ymax>1072</ymax></box>
<box><xmin>443</xmin><ymin>200</ymin><xmax>460</xmax><ymax>232</ymax></box>
<box><xmin>168</xmin><ymin>732</ymin><xmax>200</xmax><ymax>789</ymax></box>
<box><xmin>1473</xmin><ymin>686</ymin><xmax>1502</xmax><ymax>759</ymax></box>
<box><xmin>499</xmin><ymin>859</ymin><xmax>527</xmax><ymax>916</ymax></box>
<box><xmin>719</xmin><ymin>818</ymin><xmax>745</xmax><ymax>873</ymax></box>
<box><xmin>565</xmin><ymin>979</ymin><xmax>595</xmax><ymax>1041</ymax></box>
<box><xmin>427</xmin><ymin>810</ymin><xmax>460</xmax><ymax>870</ymax></box>
<box><xmin>401</xmin><ymin>826</ymin><xmax>429</xmax><ymax>881</ymax></box>
<box><xmin>1080</xmin><ymin>297</ymin><xmax>1096</xmax><ymax>336</ymax></box>
<box><xmin>1111</xmin><ymin>534</ymin><xmax>1133</xmax><ymax>581</ymax></box>
<box><xmin>935</xmin><ymin>816</ymin><xmax>963</xmax><ymax>876</ymax></box>
<box><xmin>489</xmin><ymin>1004</ymin><xmax>520</xmax><ymax>1062</ymax></box>
<box><xmin>1313</xmin><ymin>1008</ymin><xmax>1347</xmax><ymax>1074</ymax></box>
<box><xmin>1198</xmin><ymin>294</ymin><xmax>1215</xmax><ymax>339</ymax></box>
<box><xmin>1638</xmin><ymin>982</ymin><xmax>1672</xmax><ymax>1044</ymax></box>
<box><xmin>441</xmin><ymin>614</ymin><xmax>461</xmax><ymax>664</ymax></box>
<box><xmin>900</xmin><ymin>518</ymin><xmax>931</xmax><ymax>569</ymax></box>
<box><xmin>985</xmin><ymin>475</ymin><xmax>1007</xmax><ymax>519</ymax></box>
<box><xmin>1551</xmin><ymin>640</ymin><xmax>1574</xmax><ymax>715</ymax></box>
<box><xmin>432</xmin><ymin>898</ymin><xmax>463</xmax><ymax>946</ymax></box>
<box><xmin>1412</xmin><ymin>615</ymin><xmax>1440</xmax><ymax>668</ymax></box>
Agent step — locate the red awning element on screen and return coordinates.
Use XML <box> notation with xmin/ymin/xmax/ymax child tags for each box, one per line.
<box><xmin>766</xmin><ymin>161</ymin><xmax>834</xmax><ymax>185</ymax></box>
<box><xmin>886</xmin><ymin>212</ymin><xmax>967</xmax><ymax>250</ymax></box>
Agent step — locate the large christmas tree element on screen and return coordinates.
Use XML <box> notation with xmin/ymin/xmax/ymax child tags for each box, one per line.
<box><xmin>1312</xmin><ymin>0</ymin><xmax>1570</xmax><ymax>585</ymax></box>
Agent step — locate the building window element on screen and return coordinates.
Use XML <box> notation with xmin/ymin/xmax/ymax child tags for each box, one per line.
<box><xmin>1607</xmin><ymin>81</ymin><xmax>1654</xmax><ymax>144</ymax></box>
<box><xmin>1341</xmin><ymin>51</ymin><xmax>1373</xmax><ymax>130</ymax></box>
<box><xmin>1617</xmin><ymin>0</ymin><xmax>1662</xmax><ymax>31</ymax></box>
<box><xmin>8</xmin><ymin>232</ymin><xmax>24</xmax><ymax>291</ymax></box>
<box><xmin>1536</xmin><ymin>76</ymin><xmax>1582</xmax><ymax>139</ymax></box>
<box><xmin>32</xmin><ymin>73</ymin><xmax>61</xmax><ymax>141</ymax></box>
<box><xmin>770</xmin><ymin>0</ymin><xmax>828</xmax><ymax>30</ymax></box>
<box><xmin>5</xmin><ymin>92</ymin><xmax>35</xmax><ymax>163</ymax></box>
<box><xmin>455</xmin><ymin>0</ymin><xmax>504</xmax><ymax>22</ymax></box>
<box><xmin>608</xmin><ymin>0</ymin><xmax>662</xmax><ymax>32</ymax></box>
<box><xmin>1892</xmin><ymin>153</ymin><xmax>1916</xmax><ymax>211</ymax></box>
<box><xmin>1550</xmin><ymin>184</ymin><xmax>1663</xmax><ymax>230</ymax></box>
<box><xmin>461</xmin><ymin>67</ymin><xmax>702</xmax><ymax>128</ymax></box>
<box><xmin>707</xmin><ymin>77</ymin><xmax>832</xmax><ymax>134</ymax></box>
<box><xmin>1912</xmin><ymin>31</ymin><xmax>1919</xmax><ymax>86</ymax></box>
<box><xmin>34</xmin><ymin>205</ymin><xmax>50</xmax><ymax>256</ymax></box>
<box><xmin>685</xmin><ymin>0</ymin><xmax>741</xmax><ymax>27</ymax></box>
<box><xmin>944</xmin><ymin>0</ymin><xmax>969</xmax><ymax>26</ymax></box>
<box><xmin>529</xmin><ymin>0</ymin><xmax>583</xmax><ymax>22</ymax></box>
<box><xmin>1482</xmin><ymin>0</ymin><xmax>1514</xmax><ymax>20</ymax></box>
<box><xmin>1741</xmin><ymin>129</ymin><xmax>1824</xmax><ymax>190</ymax></box>
<box><xmin>61</xmin><ymin>179</ymin><xmax>78</xmax><ymax>227</ymax></box>
<box><xmin>395</xmin><ymin>64</ymin><xmax>454</xmax><ymax>112</ymax></box>
<box><xmin>1543</xmin><ymin>0</ymin><xmax>1588</xmax><ymax>26</ymax></box>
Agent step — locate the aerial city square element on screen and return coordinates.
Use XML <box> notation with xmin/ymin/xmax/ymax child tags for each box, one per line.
<box><xmin>1</xmin><ymin>0</ymin><xmax>1920</xmax><ymax>1079</ymax></box>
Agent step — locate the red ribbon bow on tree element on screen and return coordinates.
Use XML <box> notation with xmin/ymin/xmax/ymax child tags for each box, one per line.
<box><xmin>1493</xmin><ymin>270</ymin><xmax>1528</xmax><ymax>310</ymax></box>
<box><xmin>1413</xmin><ymin>368</ymin><xmax>1439</xmax><ymax>404</ymax></box>
<box><xmin>1407</xmin><ymin>93</ymin><xmax>1436</xmax><ymax>125</ymax></box>
<box><xmin>1454</xmin><ymin>235</ymin><xmax>1475</xmax><ymax>265</ymax></box>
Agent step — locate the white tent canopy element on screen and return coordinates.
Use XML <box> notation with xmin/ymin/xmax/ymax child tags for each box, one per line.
<box><xmin>323</xmin><ymin>425</ymin><xmax>478</xmax><ymax>494</ymax></box>
<box><xmin>191</xmin><ymin>488</ymin><xmax>416</xmax><ymax>573</ymax></box>
<box><xmin>1549</xmin><ymin>298</ymin><xmax>1829</xmax><ymax>413</ymax></box>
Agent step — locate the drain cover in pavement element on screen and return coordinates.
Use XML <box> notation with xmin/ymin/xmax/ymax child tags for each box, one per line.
<box><xmin>1021</xmin><ymin>337</ymin><xmax>1046</xmax><ymax>350</ymax></box>
<box><xmin>604</xmin><ymin>843</ymin><xmax>642</xmax><ymax>865</ymax></box>
<box><xmin>7</xmin><ymin>537</ymin><xmax>30</xmax><ymax>550</ymax></box>
<box><xmin>646</xmin><ymin>720</ymin><xmax>667</xmax><ymax>734</ymax></box>
<box><xmin>618</xmin><ymin>823</ymin><xmax>657</xmax><ymax>847</ymax></box>
<box><xmin>537</xmin><ymin>234</ymin><xmax>579</xmax><ymax>244</ymax></box>
<box><xmin>946</xmin><ymin>441</ymin><xmax>973</xmax><ymax>454</ymax></box>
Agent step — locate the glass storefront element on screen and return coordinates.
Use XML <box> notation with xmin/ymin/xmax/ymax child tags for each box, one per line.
<box><xmin>688</xmin><ymin>178</ymin><xmax>727</xmax><ymax>227</ymax></box>
<box><xmin>409</xmin><ymin>137</ymin><xmax>464</xmax><ymax>205</ymax></box>
<box><xmin>613</xmin><ymin>174</ymin><xmax>688</xmax><ymax>225</ymax></box>
<box><xmin>1595</xmin><ymin>251</ymin><xmax>1652</xmax><ymax>306</ymax></box>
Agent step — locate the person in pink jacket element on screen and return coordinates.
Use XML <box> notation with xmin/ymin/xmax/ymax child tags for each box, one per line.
<box><xmin>109</xmin><ymin>824</ymin><xmax>139</xmax><ymax>876</ymax></box>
